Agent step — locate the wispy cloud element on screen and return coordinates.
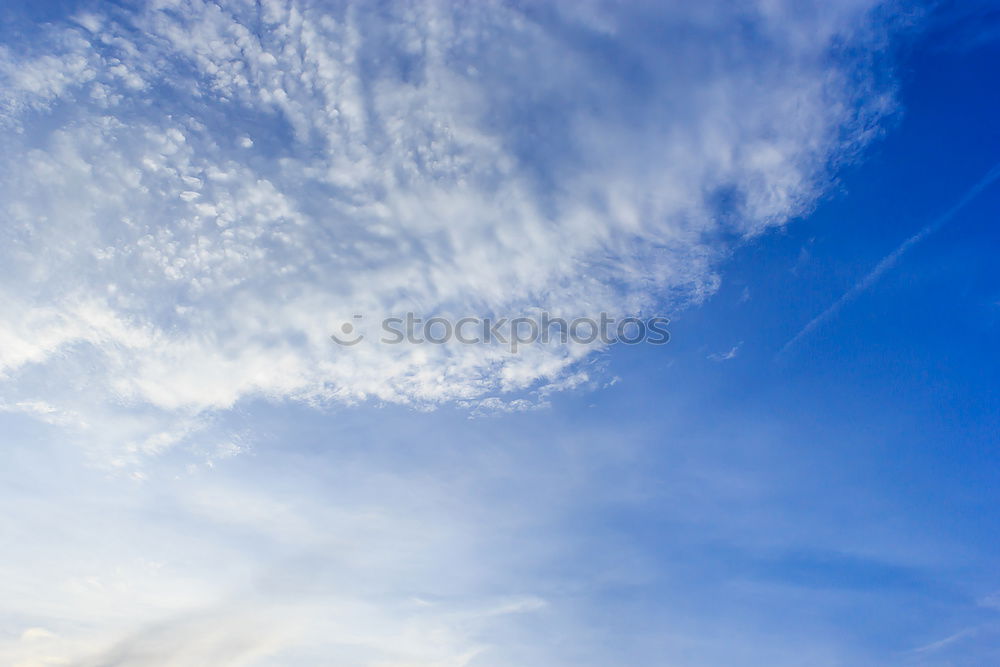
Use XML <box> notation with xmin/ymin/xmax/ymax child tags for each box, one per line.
<box><xmin>0</xmin><ymin>0</ymin><xmax>899</xmax><ymax>460</ymax></box>
<box><xmin>708</xmin><ymin>342</ymin><xmax>743</xmax><ymax>362</ymax></box>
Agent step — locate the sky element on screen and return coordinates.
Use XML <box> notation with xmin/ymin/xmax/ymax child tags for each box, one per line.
<box><xmin>0</xmin><ymin>0</ymin><xmax>999</xmax><ymax>665</ymax></box>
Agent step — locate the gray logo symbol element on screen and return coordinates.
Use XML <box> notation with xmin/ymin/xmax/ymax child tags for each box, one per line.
<box><xmin>330</xmin><ymin>315</ymin><xmax>364</xmax><ymax>346</ymax></box>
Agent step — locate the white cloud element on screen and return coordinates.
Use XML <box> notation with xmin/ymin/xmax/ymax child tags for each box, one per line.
<box><xmin>0</xmin><ymin>0</ymin><xmax>901</xmax><ymax>459</ymax></box>
<box><xmin>708</xmin><ymin>342</ymin><xmax>743</xmax><ymax>362</ymax></box>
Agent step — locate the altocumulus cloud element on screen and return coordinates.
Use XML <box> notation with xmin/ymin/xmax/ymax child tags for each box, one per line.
<box><xmin>0</xmin><ymin>0</ymin><xmax>901</xmax><ymax>461</ymax></box>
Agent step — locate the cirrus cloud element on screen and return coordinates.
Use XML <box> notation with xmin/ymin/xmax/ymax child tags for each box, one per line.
<box><xmin>0</xmin><ymin>0</ymin><xmax>901</xmax><ymax>460</ymax></box>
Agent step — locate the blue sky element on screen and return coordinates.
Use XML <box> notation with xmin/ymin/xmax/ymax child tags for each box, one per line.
<box><xmin>1</xmin><ymin>1</ymin><xmax>999</xmax><ymax>665</ymax></box>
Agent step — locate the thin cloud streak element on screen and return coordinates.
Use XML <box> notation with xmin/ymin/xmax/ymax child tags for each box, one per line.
<box><xmin>778</xmin><ymin>160</ymin><xmax>1000</xmax><ymax>357</ymax></box>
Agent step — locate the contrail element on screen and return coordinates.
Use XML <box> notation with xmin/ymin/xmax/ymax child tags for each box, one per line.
<box><xmin>778</xmin><ymin>161</ymin><xmax>1000</xmax><ymax>358</ymax></box>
